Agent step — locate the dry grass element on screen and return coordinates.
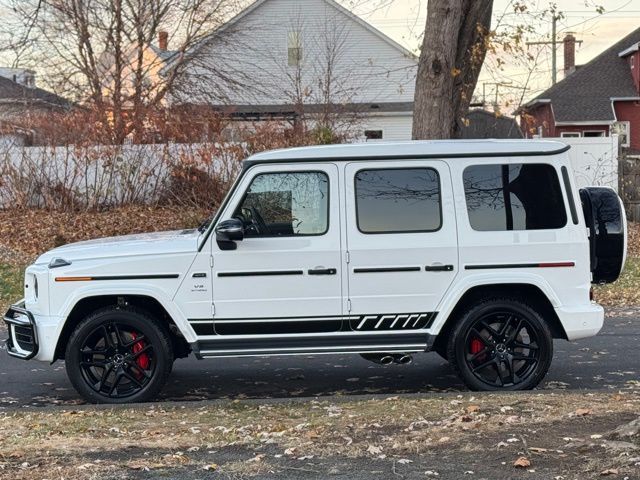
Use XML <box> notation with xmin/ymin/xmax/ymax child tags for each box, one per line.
<box><xmin>0</xmin><ymin>392</ymin><xmax>638</xmax><ymax>479</ymax></box>
<box><xmin>0</xmin><ymin>206</ymin><xmax>208</xmax><ymax>262</ymax></box>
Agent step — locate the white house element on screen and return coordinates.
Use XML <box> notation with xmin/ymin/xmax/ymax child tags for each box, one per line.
<box><xmin>165</xmin><ymin>0</ymin><xmax>418</xmax><ymax>142</ymax></box>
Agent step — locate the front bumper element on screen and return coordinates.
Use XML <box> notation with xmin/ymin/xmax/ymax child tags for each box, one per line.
<box><xmin>3</xmin><ymin>301</ymin><xmax>39</xmax><ymax>360</ymax></box>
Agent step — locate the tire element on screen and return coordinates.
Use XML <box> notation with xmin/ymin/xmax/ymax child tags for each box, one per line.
<box><xmin>65</xmin><ymin>306</ymin><xmax>174</xmax><ymax>404</ymax></box>
<box><xmin>446</xmin><ymin>298</ymin><xmax>553</xmax><ymax>391</ymax></box>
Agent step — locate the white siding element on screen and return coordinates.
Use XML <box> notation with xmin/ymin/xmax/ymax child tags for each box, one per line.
<box><xmin>355</xmin><ymin>114</ymin><xmax>414</xmax><ymax>142</ymax></box>
<box><xmin>173</xmin><ymin>0</ymin><xmax>417</xmax><ymax>107</ymax></box>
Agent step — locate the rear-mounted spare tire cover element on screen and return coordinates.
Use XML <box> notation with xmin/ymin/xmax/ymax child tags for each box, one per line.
<box><xmin>580</xmin><ymin>187</ymin><xmax>626</xmax><ymax>284</ymax></box>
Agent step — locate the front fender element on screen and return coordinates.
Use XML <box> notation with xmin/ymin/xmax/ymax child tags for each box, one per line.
<box><xmin>55</xmin><ymin>285</ymin><xmax>197</xmax><ymax>343</ymax></box>
<box><xmin>430</xmin><ymin>272</ymin><xmax>560</xmax><ymax>335</ymax></box>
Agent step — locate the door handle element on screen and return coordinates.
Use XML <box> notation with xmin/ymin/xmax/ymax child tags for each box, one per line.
<box><xmin>425</xmin><ymin>264</ymin><xmax>454</xmax><ymax>272</ymax></box>
<box><xmin>308</xmin><ymin>267</ymin><xmax>337</xmax><ymax>275</ymax></box>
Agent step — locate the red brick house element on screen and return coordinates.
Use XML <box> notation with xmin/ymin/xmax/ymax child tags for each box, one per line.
<box><xmin>521</xmin><ymin>27</ymin><xmax>640</xmax><ymax>152</ymax></box>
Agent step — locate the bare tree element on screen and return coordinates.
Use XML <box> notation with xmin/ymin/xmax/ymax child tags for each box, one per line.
<box><xmin>1</xmin><ymin>0</ymin><xmax>250</xmax><ymax>144</ymax></box>
<box><xmin>412</xmin><ymin>0</ymin><xmax>493</xmax><ymax>140</ymax></box>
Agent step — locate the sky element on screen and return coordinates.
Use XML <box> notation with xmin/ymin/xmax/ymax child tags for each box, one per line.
<box><xmin>355</xmin><ymin>0</ymin><xmax>640</xmax><ymax>112</ymax></box>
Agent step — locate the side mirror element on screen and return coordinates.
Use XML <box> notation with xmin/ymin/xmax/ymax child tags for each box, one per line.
<box><xmin>215</xmin><ymin>219</ymin><xmax>244</xmax><ymax>250</ymax></box>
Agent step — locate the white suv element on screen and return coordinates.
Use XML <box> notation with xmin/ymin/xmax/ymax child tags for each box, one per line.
<box><xmin>4</xmin><ymin>140</ymin><xmax>626</xmax><ymax>403</ymax></box>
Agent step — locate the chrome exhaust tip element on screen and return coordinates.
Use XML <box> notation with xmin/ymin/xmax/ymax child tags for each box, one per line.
<box><xmin>360</xmin><ymin>353</ymin><xmax>395</xmax><ymax>365</ymax></box>
<box><xmin>396</xmin><ymin>354</ymin><xmax>413</xmax><ymax>365</ymax></box>
<box><xmin>379</xmin><ymin>355</ymin><xmax>394</xmax><ymax>365</ymax></box>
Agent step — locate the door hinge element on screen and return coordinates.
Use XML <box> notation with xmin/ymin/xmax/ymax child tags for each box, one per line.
<box><xmin>345</xmin><ymin>251</ymin><xmax>350</xmax><ymax>264</ymax></box>
<box><xmin>347</xmin><ymin>299</ymin><xmax>352</xmax><ymax>312</ymax></box>
<box><xmin>209</xmin><ymin>256</ymin><xmax>214</xmax><ymax>268</ymax></box>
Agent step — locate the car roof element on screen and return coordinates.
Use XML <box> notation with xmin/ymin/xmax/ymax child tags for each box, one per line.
<box><xmin>244</xmin><ymin>139</ymin><xmax>570</xmax><ymax>167</ymax></box>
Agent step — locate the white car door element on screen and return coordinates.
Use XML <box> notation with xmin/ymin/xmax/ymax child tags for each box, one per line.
<box><xmin>210</xmin><ymin>163</ymin><xmax>343</xmax><ymax>335</ymax></box>
<box><xmin>344</xmin><ymin>161</ymin><xmax>458</xmax><ymax>331</ymax></box>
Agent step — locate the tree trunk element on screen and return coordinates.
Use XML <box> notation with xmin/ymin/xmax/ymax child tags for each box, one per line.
<box><xmin>412</xmin><ymin>0</ymin><xmax>493</xmax><ymax>140</ymax></box>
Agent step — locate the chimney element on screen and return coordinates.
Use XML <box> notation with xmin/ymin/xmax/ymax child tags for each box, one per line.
<box><xmin>158</xmin><ymin>31</ymin><xmax>168</xmax><ymax>51</ymax></box>
<box><xmin>564</xmin><ymin>33</ymin><xmax>576</xmax><ymax>77</ymax></box>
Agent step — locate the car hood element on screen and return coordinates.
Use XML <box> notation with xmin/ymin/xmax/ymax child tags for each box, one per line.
<box><xmin>35</xmin><ymin>229</ymin><xmax>202</xmax><ymax>265</ymax></box>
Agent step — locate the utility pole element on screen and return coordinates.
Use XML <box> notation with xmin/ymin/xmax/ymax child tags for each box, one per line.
<box><xmin>482</xmin><ymin>82</ymin><xmax>513</xmax><ymax>108</ymax></box>
<box><xmin>526</xmin><ymin>15</ymin><xmax>567</xmax><ymax>85</ymax></box>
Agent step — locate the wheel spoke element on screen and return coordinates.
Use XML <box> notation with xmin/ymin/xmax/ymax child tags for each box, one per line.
<box><xmin>506</xmin><ymin>318</ymin><xmax>524</xmax><ymax>343</ymax></box>
<box><xmin>472</xmin><ymin>357</ymin><xmax>496</xmax><ymax>373</ymax></box>
<box><xmin>470</xmin><ymin>328</ymin><xmax>493</xmax><ymax>347</ymax></box>
<box><xmin>123</xmin><ymin>334</ymin><xmax>146</xmax><ymax>348</ymax></box>
<box><xmin>498</xmin><ymin>315</ymin><xmax>514</xmax><ymax>337</ymax></box>
<box><xmin>108</xmin><ymin>371</ymin><xmax>123</xmax><ymax>397</ymax></box>
<box><xmin>97</xmin><ymin>364</ymin><xmax>113</xmax><ymax>391</ymax></box>
<box><xmin>512</xmin><ymin>340</ymin><xmax>539</xmax><ymax>350</ymax></box>
<box><xmin>111</xmin><ymin>323</ymin><xmax>124</xmax><ymax>347</ymax></box>
<box><xmin>512</xmin><ymin>353</ymin><xmax>538</xmax><ymax>364</ymax></box>
<box><xmin>128</xmin><ymin>363</ymin><xmax>151</xmax><ymax>380</ymax></box>
<box><xmin>101</xmin><ymin>325</ymin><xmax>116</xmax><ymax>349</ymax></box>
<box><xmin>130</xmin><ymin>344</ymin><xmax>153</xmax><ymax>360</ymax></box>
<box><xmin>122</xmin><ymin>368</ymin><xmax>143</xmax><ymax>388</ymax></box>
<box><xmin>479</xmin><ymin>320</ymin><xmax>501</xmax><ymax>339</ymax></box>
<box><xmin>81</xmin><ymin>360</ymin><xmax>107</xmax><ymax>368</ymax></box>
<box><xmin>468</xmin><ymin>347</ymin><xmax>490</xmax><ymax>362</ymax></box>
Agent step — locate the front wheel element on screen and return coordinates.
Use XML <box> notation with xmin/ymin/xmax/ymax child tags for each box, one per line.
<box><xmin>447</xmin><ymin>298</ymin><xmax>553</xmax><ymax>391</ymax></box>
<box><xmin>65</xmin><ymin>306</ymin><xmax>174</xmax><ymax>404</ymax></box>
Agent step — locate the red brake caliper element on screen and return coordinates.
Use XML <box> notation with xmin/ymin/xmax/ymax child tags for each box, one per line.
<box><xmin>470</xmin><ymin>338</ymin><xmax>484</xmax><ymax>355</ymax></box>
<box><xmin>130</xmin><ymin>332</ymin><xmax>150</xmax><ymax>374</ymax></box>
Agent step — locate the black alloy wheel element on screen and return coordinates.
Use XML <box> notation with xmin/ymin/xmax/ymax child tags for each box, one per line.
<box><xmin>66</xmin><ymin>307</ymin><xmax>173</xmax><ymax>403</ymax></box>
<box><xmin>447</xmin><ymin>298</ymin><xmax>553</xmax><ymax>391</ymax></box>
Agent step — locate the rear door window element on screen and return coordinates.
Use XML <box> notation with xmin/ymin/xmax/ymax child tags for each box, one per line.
<box><xmin>355</xmin><ymin>168</ymin><xmax>441</xmax><ymax>233</ymax></box>
<box><xmin>463</xmin><ymin>164</ymin><xmax>567</xmax><ymax>231</ymax></box>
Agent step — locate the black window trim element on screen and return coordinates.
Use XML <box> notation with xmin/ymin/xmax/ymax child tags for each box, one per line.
<box><xmin>561</xmin><ymin>166</ymin><xmax>579</xmax><ymax>225</ymax></box>
<box><xmin>234</xmin><ymin>169</ymin><xmax>331</xmax><ymax>238</ymax></box>
<box><xmin>462</xmin><ymin>162</ymin><xmax>568</xmax><ymax>232</ymax></box>
<box><xmin>354</xmin><ymin>166</ymin><xmax>443</xmax><ymax>235</ymax></box>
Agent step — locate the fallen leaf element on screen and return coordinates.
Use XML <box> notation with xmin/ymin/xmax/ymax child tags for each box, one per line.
<box><xmin>600</xmin><ymin>468</ymin><xmax>619</xmax><ymax>476</ymax></box>
<box><xmin>367</xmin><ymin>445</ymin><xmax>383</xmax><ymax>455</ymax></box>
<box><xmin>514</xmin><ymin>457</ymin><xmax>531</xmax><ymax>468</ymax></box>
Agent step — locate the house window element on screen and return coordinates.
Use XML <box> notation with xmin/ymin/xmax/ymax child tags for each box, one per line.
<box><xmin>612</xmin><ymin>121</ymin><xmax>631</xmax><ymax>147</ymax></box>
<box><xmin>364</xmin><ymin>130</ymin><xmax>383</xmax><ymax>141</ymax></box>
<box><xmin>560</xmin><ymin>132</ymin><xmax>581</xmax><ymax>138</ymax></box>
<box><xmin>288</xmin><ymin>31</ymin><xmax>302</xmax><ymax>67</ymax></box>
<box><xmin>583</xmin><ymin>130</ymin><xmax>605</xmax><ymax>137</ymax></box>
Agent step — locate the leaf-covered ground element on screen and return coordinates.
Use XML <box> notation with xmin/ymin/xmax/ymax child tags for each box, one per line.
<box><xmin>0</xmin><ymin>263</ymin><xmax>23</xmax><ymax>316</ymax></box>
<box><xmin>1</xmin><ymin>393</ymin><xmax>638</xmax><ymax>479</ymax></box>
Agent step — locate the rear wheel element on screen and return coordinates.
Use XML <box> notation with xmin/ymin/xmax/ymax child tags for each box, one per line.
<box><xmin>447</xmin><ymin>298</ymin><xmax>553</xmax><ymax>391</ymax></box>
<box><xmin>65</xmin><ymin>306</ymin><xmax>173</xmax><ymax>404</ymax></box>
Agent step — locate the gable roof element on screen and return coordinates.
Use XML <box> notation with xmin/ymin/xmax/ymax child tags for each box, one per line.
<box><xmin>460</xmin><ymin>109</ymin><xmax>523</xmax><ymax>139</ymax></box>
<box><xmin>524</xmin><ymin>26</ymin><xmax>640</xmax><ymax>123</ymax></box>
<box><xmin>0</xmin><ymin>76</ymin><xmax>72</xmax><ymax>110</ymax></box>
<box><xmin>183</xmin><ymin>0</ymin><xmax>416</xmax><ymax>62</ymax></box>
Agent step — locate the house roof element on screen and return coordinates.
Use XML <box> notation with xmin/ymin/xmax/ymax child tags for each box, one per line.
<box><xmin>0</xmin><ymin>76</ymin><xmax>72</xmax><ymax>109</ymax></box>
<box><xmin>177</xmin><ymin>0</ymin><xmax>417</xmax><ymax>65</ymax></box>
<box><xmin>190</xmin><ymin>101</ymin><xmax>414</xmax><ymax>117</ymax></box>
<box><xmin>460</xmin><ymin>109</ymin><xmax>523</xmax><ymax>139</ymax></box>
<box><xmin>524</xmin><ymin>26</ymin><xmax>640</xmax><ymax>123</ymax></box>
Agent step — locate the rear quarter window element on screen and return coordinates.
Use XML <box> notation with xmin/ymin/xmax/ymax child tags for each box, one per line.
<box><xmin>463</xmin><ymin>163</ymin><xmax>567</xmax><ymax>231</ymax></box>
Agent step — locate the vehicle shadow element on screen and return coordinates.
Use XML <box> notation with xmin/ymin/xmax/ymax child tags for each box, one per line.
<box><xmin>161</xmin><ymin>353</ymin><xmax>465</xmax><ymax>402</ymax></box>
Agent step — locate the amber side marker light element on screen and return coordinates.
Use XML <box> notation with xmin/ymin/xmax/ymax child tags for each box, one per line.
<box><xmin>55</xmin><ymin>276</ymin><xmax>93</xmax><ymax>282</ymax></box>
